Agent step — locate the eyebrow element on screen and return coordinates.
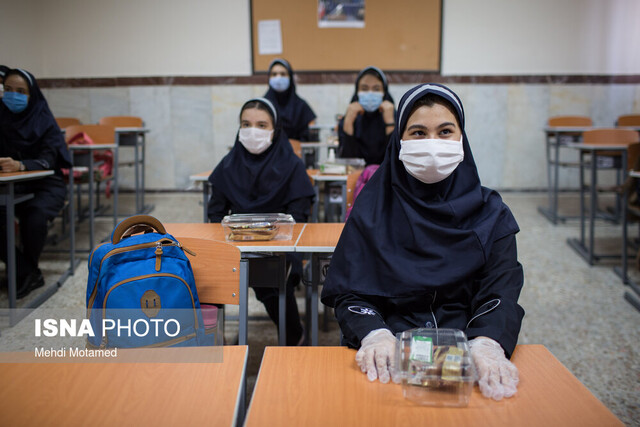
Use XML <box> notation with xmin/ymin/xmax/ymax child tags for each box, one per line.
<box><xmin>406</xmin><ymin>122</ymin><xmax>457</xmax><ymax>132</ymax></box>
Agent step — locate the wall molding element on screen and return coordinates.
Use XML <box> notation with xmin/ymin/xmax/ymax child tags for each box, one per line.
<box><xmin>38</xmin><ymin>73</ymin><xmax>640</xmax><ymax>88</ymax></box>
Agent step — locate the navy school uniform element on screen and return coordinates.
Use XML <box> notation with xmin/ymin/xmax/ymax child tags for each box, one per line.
<box><xmin>322</xmin><ymin>83</ymin><xmax>524</xmax><ymax>357</ymax></box>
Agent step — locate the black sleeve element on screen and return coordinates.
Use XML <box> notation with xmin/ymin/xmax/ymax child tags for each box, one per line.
<box><xmin>22</xmin><ymin>127</ymin><xmax>61</xmax><ymax>171</ymax></box>
<box><xmin>207</xmin><ymin>185</ymin><xmax>231</xmax><ymax>223</ymax></box>
<box><xmin>337</xmin><ymin>119</ymin><xmax>361</xmax><ymax>159</ymax></box>
<box><xmin>334</xmin><ymin>293</ymin><xmax>390</xmax><ymax>348</ymax></box>
<box><xmin>466</xmin><ymin>233</ymin><xmax>525</xmax><ymax>359</ymax></box>
<box><xmin>286</xmin><ymin>196</ymin><xmax>312</xmax><ymax>223</ymax></box>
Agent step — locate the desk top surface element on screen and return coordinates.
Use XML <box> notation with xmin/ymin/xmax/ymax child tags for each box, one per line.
<box><xmin>115</xmin><ymin>127</ymin><xmax>150</xmax><ymax>133</ymax></box>
<box><xmin>189</xmin><ymin>170</ymin><xmax>212</xmax><ymax>181</ymax></box>
<box><xmin>0</xmin><ymin>345</ymin><xmax>248</xmax><ymax>427</ymax></box>
<box><xmin>245</xmin><ymin>345</ymin><xmax>622</xmax><ymax>427</ymax></box>
<box><xmin>165</xmin><ymin>222</ymin><xmax>305</xmax><ymax>252</ymax></box>
<box><xmin>69</xmin><ymin>143</ymin><xmax>118</xmax><ymax>150</ymax></box>
<box><xmin>566</xmin><ymin>142</ymin><xmax>632</xmax><ymax>150</ymax></box>
<box><xmin>0</xmin><ymin>170</ymin><xmax>54</xmax><ymax>182</ymax></box>
<box><xmin>295</xmin><ymin>223</ymin><xmax>344</xmax><ymax>252</ymax></box>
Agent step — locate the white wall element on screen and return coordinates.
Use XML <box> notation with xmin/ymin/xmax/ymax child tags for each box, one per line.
<box><xmin>441</xmin><ymin>0</ymin><xmax>640</xmax><ymax>75</ymax></box>
<box><xmin>1</xmin><ymin>0</ymin><xmax>639</xmax><ymax>77</ymax></box>
<box><xmin>1</xmin><ymin>0</ymin><xmax>252</xmax><ymax>78</ymax></box>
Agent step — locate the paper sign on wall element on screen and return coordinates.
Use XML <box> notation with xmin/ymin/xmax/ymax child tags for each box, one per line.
<box><xmin>258</xmin><ymin>19</ymin><xmax>283</xmax><ymax>55</ymax></box>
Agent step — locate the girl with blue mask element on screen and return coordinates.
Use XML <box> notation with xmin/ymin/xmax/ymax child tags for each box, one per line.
<box><xmin>264</xmin><ymin>59</ymin><xmax>317</xmax><ymax>142</ymax></box>
<box><xmin>0</xmin><ymin>68</ymin><xmax>72</xmax><ymax>299</ymax></box>
<box><xmin>338</xmin><ymin>66</ymin><xmax>395</xmax><ymax>166</ymax></box>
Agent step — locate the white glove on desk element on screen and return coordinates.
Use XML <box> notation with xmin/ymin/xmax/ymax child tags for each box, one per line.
<box><xmin>469</xmin><ymin>337</ymin><xmax>519</xmax><ymax>400</ymax></box>
<box><xmin>355</xmin><ymin>328</ymin><xmax>398</xmax><ymax>384</ymax></box>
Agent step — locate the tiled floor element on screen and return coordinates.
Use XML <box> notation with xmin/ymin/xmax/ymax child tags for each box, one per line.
<box><xmin>1</xmin><ymin>191</ymin><xmax>639</xmax><ymax>425</ymax></box>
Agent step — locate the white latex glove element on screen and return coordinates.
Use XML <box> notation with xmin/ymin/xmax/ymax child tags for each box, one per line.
<box><xmin>469</xmin><ymin>337</ymin><xmax>519</xmax><ymax>401</ymax></box>
<box><xmin>355</xmin><ymin>328</ymin><xmax>398</xmax><ymax>384</ymax></box>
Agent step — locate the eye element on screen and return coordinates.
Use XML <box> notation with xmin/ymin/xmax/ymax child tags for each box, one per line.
<box><xmin>241</xmin><ymin>122</ymin><xmax>250</xmax><ymax>128</ymax></box>
<box><xmin>409</xmin><ymin>129</ymin><xmax>425</xmax><ymax>137</ymax></box>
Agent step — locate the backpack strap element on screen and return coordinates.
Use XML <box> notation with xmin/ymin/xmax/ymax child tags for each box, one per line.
<box><xmin>112</xmin><ymin>215</ymin><xmax>167</xmax><ymax>244</ymax></box>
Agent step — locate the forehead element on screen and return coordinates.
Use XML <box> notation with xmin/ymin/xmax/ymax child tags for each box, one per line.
<box><xmin>241</xmin><ymin>107</ymin><xmax>273</xmax><ymax>123</ymax></box>
<box><xmin>405</xmin><ymin>104</ymin><xmax>459</xmax><ymax>128</ymax></box>
<box><xmin>270</xmin><ymin>64</ymin><xmax>288</xmax><ymax>74</ymax></box>
<box><xmin>358</xmin><ymin>73</ymin><xmax>383</xmax><ymax>87</ymax></box>
<box><xmin>4</xmin><ymin>74</ymin><xmax>29</xmax><ymax>89</ymax></box>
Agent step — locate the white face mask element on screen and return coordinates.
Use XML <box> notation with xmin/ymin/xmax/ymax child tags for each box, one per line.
<box><xmin>398</xmin><ymin>137</ymin><xmax>464</xmax><ymax>184</ymax></box>
<box><xmin>238</xmin><ymin>127</ymin><xmax>273</xmax><ymax>154</ymax></box>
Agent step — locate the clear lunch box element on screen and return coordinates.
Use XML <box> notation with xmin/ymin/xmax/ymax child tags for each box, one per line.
<box><xmin>221</xmin><ymin>213</ymin><xmax>295</xmax><ymax>241</ymax></box>
<box><xmin>395</xmin><ymin>328</ymin><xmax>476</xmax><ymax>407</ymax></box>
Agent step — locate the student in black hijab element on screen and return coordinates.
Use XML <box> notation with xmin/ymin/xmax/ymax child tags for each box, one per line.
<box><xmin>322</xmin><ymin>84</ymin><xmax>524</xmax><ymax>400</ymax></box>
<box><xmin>264</xmin><ymin>59</ymin><xmax>316</xmax><ymax>142</ymax></box>
<box><xmin>0</xmin><ymin>68</ymin><xmax>72</xmax><ymax>298</ymax></box>
<box><xmin>208</xmin><ymin>97</ymin><xmax>315</xmax><ymax>345</ymax></box>
<box><xmin>337</xmin><ymin>66</ymin><xmax>395</xmax><ymax>165</ymax></box>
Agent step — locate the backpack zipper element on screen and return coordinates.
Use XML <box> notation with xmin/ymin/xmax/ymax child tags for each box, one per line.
<box><xmin>87</xmin><ymin>239</ymin><xmax>195</xmax><ymax>318</ymax></box>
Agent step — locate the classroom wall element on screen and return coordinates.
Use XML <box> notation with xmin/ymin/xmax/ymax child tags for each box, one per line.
<box><xmin>2</xmin><ymin>0</ymin><xmax>640</xmax><ymax>191</ymax></box>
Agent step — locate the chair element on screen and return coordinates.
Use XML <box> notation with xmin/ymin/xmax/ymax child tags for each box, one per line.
<box><xmin>289</xmin><ymin>139</ymin><xmax>303</xmax><ymax>158</ymax></box>
<box><xmin>98</xmin><ymin>116</ymin><xmax>144</xmax><ymax>128</ymax></box>
<box><xmin>55</xmin><ymin>117</ymin><xmax>81</xmax><ymax>129</ymax></box>
<box><xmin>64</xmin><ymin>124</ymin><xmax>118</xmax><ymax>248</ymax></box>
<box><xmin>177</xmin><ymin>237</ymin><xmax>241</xmax><ymax>346</ymax></box>
<box><xmin>616</xmin><ymin>115</ymin><xmax>640</xmax><ymax>127</ymax></box>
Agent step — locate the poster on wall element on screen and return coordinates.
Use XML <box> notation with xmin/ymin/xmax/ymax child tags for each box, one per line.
<box><xmin>318</xmin><ymin>1</ymin><xmax>365</xmax><ymax>28</ymax></box>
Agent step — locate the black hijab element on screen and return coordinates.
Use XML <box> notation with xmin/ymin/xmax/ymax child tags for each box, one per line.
<box><xmin>264</xmin><ymin>59</ymin><xmax>316</xmax><ymax>141</ymax></box>
<box><xmin>322</xmin><ymin>83</ymin><xmax>519</xmax><ymax>305</ymax></box>
<box><xmin>339</xmin><ymin>66</ymin><xmax>394</xmax><ymax>165</ymax></box>
<box><xmin>208</xmin><ymin>97</ymin><xmax>315</xmax><ymax>213</ymax></box>
<box><xmin>0</xmin><ymin>65</ymin><xmax>9</xmax><ymax>81</ymax></box>
<box><xmin>0</xmin><ymin>68</ymin><xmax>71</xmax><ymax>169</ymax></box>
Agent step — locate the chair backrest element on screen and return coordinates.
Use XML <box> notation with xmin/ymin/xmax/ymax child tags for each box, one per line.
<box><xmin>346</xmin><ymin>169</ymin><xmax>364</xmax><ymax>210</ymax></box>
<box><xmin>177</xmin><ymin>237</ymin><xmax>241</xmax><ymax>306</ymax></box>
<box><xmin>617</xmin><ymin>114</ymin><xmax>640</xmax><ymax>127</ymax></box>
<box><xmin>65</xmin><ymin>124</ymin><xmax>116</xmax><ymax>144</ymax></box>
<box><xmin>289</xmin><ymin>139</ymin><xmax>302</xmax><ymax>158</ymax></box>
<box><xmin>626</xmin><ymin>143</ymin><xmax>640</xmax><ymax>171</ymax></box>
<box><xmin>548</xmin><ymin>116</ymin><xmax>593</xmax><ymax>127</ymax></box>
<box><xmin>55</xmin><ymin>117</ymin><xmax>81</xmax><ymax>128</ymax></box>
<box><xmin>582</xmin><ymin>128</ymin><xmax>639</xmax><ymax>146</ymax></box>
<box><xmin>99</xmin><ymin>116</ymin><xmax>144</xmax><ymax>128</ymax></box>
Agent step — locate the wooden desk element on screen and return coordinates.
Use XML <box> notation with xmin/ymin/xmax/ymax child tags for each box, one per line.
<box><xmin>566</xmin><ymin>143</ymin><xmax>630</xmax><ymax>265</ymax></box>
<box><xmin>539</xmin><ymin>126</ymin><xmax>593</xmax><ymax>224</ymax></box>
<box><xmin>245</xmin><ymin>345</ymin><xmax>622</xmax><ymax>427</ymax></box>
<box><xmin>165</xmin><ymin>223</ymin><xmax>305</xmax><ymax>346</ymax></box>
<box><xmin>115</xmin><ymin>127</ymin><xmax>153</xmax><ymax>215</ymax></box>
<box><xmin>295</xmin><ymin>223</ymin><xmax>344</xmax><ymax>345</ymax></box>
<box><xmin>189</xmin><ymin>170</ymin><xmax>212</xmax><ymax>222</ymax></box>
<box><xmin>0</xmin><ymin>171</ymin><xmax>61</xmax><ymax>323</ymax></box>
<box><xmin>0</xmin><ymin>345</ymin><xmax>248</xmax><ymax>427</ymax></box>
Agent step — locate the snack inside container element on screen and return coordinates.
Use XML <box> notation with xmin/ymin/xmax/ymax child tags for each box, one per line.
<box><xmin>395</xmin><ymin>328</ymin><xmax>476</xmax><ymax>407</ymax></box>
<box><xmin>221</xmin><ymin>213</ymin><xmax>295</xmax><ymax>241</ymax></box>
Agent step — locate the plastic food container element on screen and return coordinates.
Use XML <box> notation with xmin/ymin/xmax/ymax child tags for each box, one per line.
<box><xmin>395</xmin><ymin>328</ymin><xmax>476</xmax><ymax>407</ymax></box>
<box><xmin>221</xmin><ymin>213</ymin><xmax>295</xmax><ymax>241</ymax></box>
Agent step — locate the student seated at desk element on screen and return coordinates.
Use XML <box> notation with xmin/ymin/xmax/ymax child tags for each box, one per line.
<box><xmin>264</xmin><ymin>58</ymin><xmax>316</xmax><ymax>142</ymax></box>
<box><xmin>0</xmin><ymin>68</ymin><xmax>72</xmax><ymax>298</ymax></box>
<box><xmin>207</xmin><ymin>97</ymin><xmax>315</xmax><ymax>345</ymax></box>
<box><xmin>321</xmin><ymin>84</ymin><xmax>524</xmax><ymax>400</ymax></box>
<box><xmin>337</xmin><ymin>66</ymin><xmax>395</xmax><ymax>166</ymax></box>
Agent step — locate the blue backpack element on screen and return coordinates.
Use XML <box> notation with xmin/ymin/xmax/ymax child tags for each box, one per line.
<box><xmin>86</xmin><ymin>215</ymin><xmax>213</xmax><ymax>348</ymax></box>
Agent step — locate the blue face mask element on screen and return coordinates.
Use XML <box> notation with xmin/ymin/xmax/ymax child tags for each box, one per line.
<box><xmin>2</xmin><ymin>91</ymin><xmax>29</xmax><ymax>113</ymax></box>
<box><xmin>357</xmin><ymin>91</ymin><xmax>384</xmax><ymax>113</ymax></box>
<box><xmin>269</xmin><ymin>76</ymin><xmax>290</xmax><ymax>93</ymax></box>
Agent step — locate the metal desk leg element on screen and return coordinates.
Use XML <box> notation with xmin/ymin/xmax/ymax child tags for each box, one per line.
<box><xmin>6</xmin><ymin>183</ymin><xmax>17</xmax><ymax>324</ymax></box>
<box><xmin>278</xmin><ymin>254</ymin><xmax>286</xmax><ymax>346</ymax></box>
<box><xmin>312</xmin><ymin>183</ymin><xmax>319</xmax><ymax>222</ymax></box>
<box><xmin>88</xmin><ymin>153</ymin><xmax>95</xmax><ymax>250</ymax></box>
<box><xmin>202</xmin><ymin>182</ymin><xmax>209</xmax><ymax>223</ymax></box>
<box><xmin>311</xmin><ymin>253</ymin><xmax>319</xmax><ymax>346</ymax></box>
<box><xmin>68</xmin><ymin>165</ymin><xmax>76</xmax><ymax>274</ymax></box>
<box><xmin>340</xmin><ymin>182</ymin><xmax>347</xmax><ymax>222</ymax></box>
<box><xmin>113</xmin><ymin>146</ymin><xmax>119</xmax><ymax>227</ymax></box>
<box><xmin>239</xmin><ymin>259</ymin><xmax>248</xmax><ymax>346</ymax></box>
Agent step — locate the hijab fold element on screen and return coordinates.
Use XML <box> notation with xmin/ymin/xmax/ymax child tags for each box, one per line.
<box><xmin>322</xmin><ymin>84</ymin><xmax>519</xmax><ymax>305</ymax></box>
